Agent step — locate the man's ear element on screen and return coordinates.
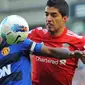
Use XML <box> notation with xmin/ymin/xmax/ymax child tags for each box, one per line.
<box><xmin>63</xmin><ymin>16</ymin><xmax>68</xmax><ymax>22</ymax></box>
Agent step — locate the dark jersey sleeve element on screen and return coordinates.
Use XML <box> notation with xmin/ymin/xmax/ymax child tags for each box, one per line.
<box><xmin>20</xmin><ymin>38</ymin><xmax>42</xmax><ymax>55</ymax></box>
<box><xmin>0</xmin><ymin>39</ymin><xmax>8</xmax><ymax>50</ymax></box>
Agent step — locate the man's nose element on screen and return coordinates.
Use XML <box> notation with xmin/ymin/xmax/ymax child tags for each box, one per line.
<box><xmin>46</xmin><ymin>15</ymin><xmax>52</xmax><ymax>22</ymax></box>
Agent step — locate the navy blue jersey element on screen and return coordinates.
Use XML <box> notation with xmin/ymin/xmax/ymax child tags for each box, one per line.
<box><xmin>0</xmin><ymin>38</ymin><xmax>42</xmax><ymax>85</ymax></box>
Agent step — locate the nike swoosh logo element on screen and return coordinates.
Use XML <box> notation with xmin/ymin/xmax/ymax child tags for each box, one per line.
<box><xmin>14</xmin><ymin>35</ymin><xmax>21</xmax><ymax>44</ymax></box>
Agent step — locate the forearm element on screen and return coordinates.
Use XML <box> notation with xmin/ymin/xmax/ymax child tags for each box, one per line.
<box><xmin>41</xmin><ymin>47</ymin><xmax>72</xmax><ymax>59</ymax></box>
<box><xmin>44</xmin><ymin>48</ymin><xmax>85</xmax><ymax>59</ymax></box>
<box><xmin>36</xmin><ymin>45</ymin><xmax>72</xmax><ymax>59</ymax></box>
<box><xmin>48</xmin><ymin>48</ymin><xmax>71</xmax><ymax>59</ymax></box>
<box><xmin>29</xmin><ymin>41</ymin><xmax>85</xmax><ymax>59</ymax></box>
<box><xmin>31</xmin><ymin>42</ymin><xmax>85</xmax><ymax>59</ymax></box>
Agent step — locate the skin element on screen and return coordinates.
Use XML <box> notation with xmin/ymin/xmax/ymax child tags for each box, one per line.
<box><xmin>45</xmin><ymin>6</ymin><xmax>68</xmax><ymax>36</ymax></box>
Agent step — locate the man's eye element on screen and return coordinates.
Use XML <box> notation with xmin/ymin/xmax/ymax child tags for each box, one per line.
<box><xmin>45</xmin><ymin>13</ymin><xmax>49</xmax><ymax>16</ymax></box>
<box><xmin>51</xmin><ymin>14</ymin><xmax>57</xmax><ymax>17</ymax></box>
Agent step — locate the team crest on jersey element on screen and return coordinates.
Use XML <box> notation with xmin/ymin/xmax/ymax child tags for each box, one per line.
<box><xmin>1</xmin><ymin>47</ymin><xmax>10</xmax><ymax>56</ymax></box>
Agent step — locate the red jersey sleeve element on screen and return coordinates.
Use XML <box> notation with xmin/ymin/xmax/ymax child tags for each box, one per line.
<box><xmin>27</xmin><ymin>27</ymin><xmax>45</xmax><ymax>43</ymax></box>
<box><xmin>72</xmin><ymin>36</ymin><xmax>85</xmax><ymax>51</ymax></box>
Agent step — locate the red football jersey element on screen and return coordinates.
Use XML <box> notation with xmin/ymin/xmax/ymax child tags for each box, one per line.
<box><xmin>28</xmin><ymin>27</ymin><xmax>85</xmax><ymax>85</ymax></box>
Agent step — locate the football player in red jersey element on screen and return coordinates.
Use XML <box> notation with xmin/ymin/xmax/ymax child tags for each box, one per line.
<box><xmin>28</xmin><ymin>0</ymin><xmax>85</xmax><ymax>85</ymax></box>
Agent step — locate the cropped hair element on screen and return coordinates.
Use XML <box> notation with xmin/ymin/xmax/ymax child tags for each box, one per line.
<box><xmin>46</xmin><ymin>0</ymin><xmax>69</xmax><ymax>17</ymax></box>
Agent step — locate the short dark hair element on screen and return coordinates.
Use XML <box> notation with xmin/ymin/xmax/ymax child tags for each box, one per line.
<box><xmin>46</xmin><ymin>0</ymin><xmax>69</xmax><ymax>17</ymax></box>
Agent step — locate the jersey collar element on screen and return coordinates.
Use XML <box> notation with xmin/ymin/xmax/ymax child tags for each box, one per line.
<box><xmin>48</xmin><ymin>27</ymin><xmax>67</xmax><ymax>38</ymax></box>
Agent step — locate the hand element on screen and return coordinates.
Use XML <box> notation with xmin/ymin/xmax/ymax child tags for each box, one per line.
<box><xmin>70</xmin><ymin>50</ymin><xmax>85</xmax><ymax>58</ymax></box>
<box><xmin>81</xmin><ymin>50</ymin><xmax>85</xmax><ymax>57</ymax></box>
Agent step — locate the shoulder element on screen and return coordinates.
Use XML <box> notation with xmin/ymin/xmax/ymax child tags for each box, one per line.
<box><xmin>66</xmin><ymin>30</ymin><xmax>83</xmax><ymax>39</ymax></box>
<box><xmin>28</xmin><ymin>27</ymin><xmax>48</xmax><ymax>35</ymax></box>
<box><xmin>66</xmin><ymin>29</ymin><xmax>85</xmax><ymax>48</ymax></box>
<box><xmin>28</xmin><ymin>27</ymin><xmax>48</xmax><ymax>42</ymax></box>
<box><xmin>66</xmin><ymin>29</ymin><xmax>84</xmax><ymax>43</ymax></box>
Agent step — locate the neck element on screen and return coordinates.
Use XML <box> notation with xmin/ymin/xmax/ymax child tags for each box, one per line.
<box><xmin>50</xmin><ymin>26</ymin><xmax>65</xmax><ymax>36</ymax></box>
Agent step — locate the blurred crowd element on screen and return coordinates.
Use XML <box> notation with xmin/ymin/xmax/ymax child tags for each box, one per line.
<box><xmin>72</xmin><ymin>60</ymin><xmax>85</xmax><ymax>85</ymax></box>
<box><xmin>72</xmin><ymin>32</ymin><xmax>85</xmax><ymax>85</ymax></box>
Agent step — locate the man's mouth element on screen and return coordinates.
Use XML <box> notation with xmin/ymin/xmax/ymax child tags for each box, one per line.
<box><xmin>47</xmin><ymin>23</ymin><xmax>53</xmax><ymax>28</ymax></box>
